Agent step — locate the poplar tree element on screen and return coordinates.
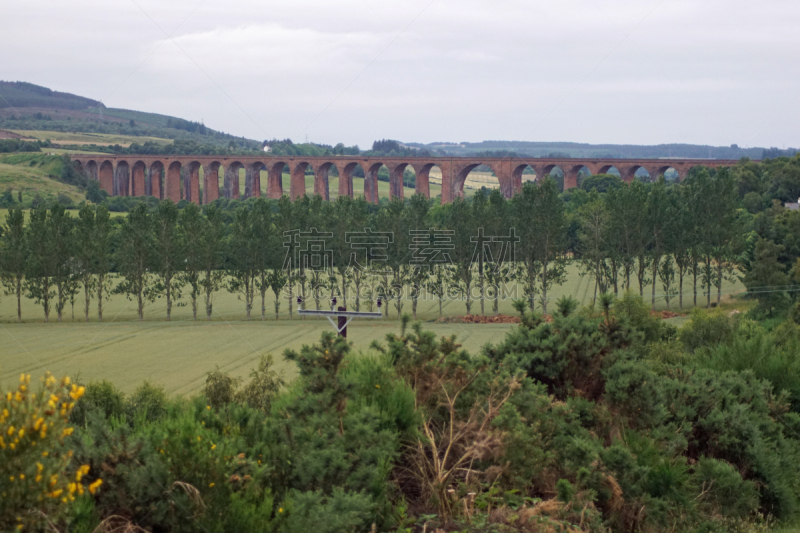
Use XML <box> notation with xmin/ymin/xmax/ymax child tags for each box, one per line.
<box><xmin>75</xmin><ymin>204</ymin><xmax>97</xmax><ymax>321</ymax></box>
<box><xmin>115</xmin><ymin>203</ymin><xmax>156</xmax><ymax>320</ymax></box>
<box><xmin>227</xmin><ymin>207</ymin><xmax>258</xmax><ymax>319</ymax></box>
<box><xmin>93</xmin><ymin>206</ymin><xmax>112</xmax><ymax>321</ymax></box>
<box><xmin>531</xmin><ymin>178</ymin><xmax>567</xmax><ymax>314</ymax></box>
<box><xmin>153</xmin><ymin>200</ymin><xmax>184</xmax><ymax>320</ymax></box>
<box><xmin>179</xmin><ymin>203</ymin><xmax>204</xmax><ymax>320</ymax></box>
<box><xmin>578</xmin><ymin>197</ymin><xmax>611</xmax><ymax>302</ymax></box>
<box><xmin>646</xmin><ymin>178</ymin><xmax>671</xmax><ymax>310</ymax></box>
<box><xmin>251</xmin><ymin>199</ymin><xmax>276</xmax><ymax>320</ymax></box>
<box><xmin>406</xmin><ymin>194</ymin><xmax>431</xmax><ymax>320</ymax></box>
<box><xmin>25</xmin><ymin>206</ymin><xmax>55</xmax><ymax>321</ymax></box>
<box><xmin>200</xmin><ymin>206</ymin><xmax>225</xmax><ymax>320</ymax></box>
<box><xmin>442</xmin><ymin>198</ymin><xmax>475</xmax><ymax>314</ymax></box>
<box><xmin>275</xmin><ymin>197</ymin><xmax>298</xmax><ymax>318</ymax></box>
<box><xmin>512</xmin><ymin>184</ymin><xmax>539</xmax><ymax>310</ymax></box>
<box><xmin>49</xmin><ymin>204</ymin><xmax>74</xmax><ymax>322</ymax></box>
<box><xmin>484</xmin><ymin>189</ymin><xmax>512</xmax><ymax>316</ymax></box>
<box><xmin>0</xmin><ymin>207</ymin><xmax>26</xmax><ymax>322</ymax></box>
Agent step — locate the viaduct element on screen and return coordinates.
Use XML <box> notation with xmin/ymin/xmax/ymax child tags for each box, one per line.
<box><xmin>68</xmin><ymin>154</ymin><xmax>743</xmax><ymax>205</ymax></box>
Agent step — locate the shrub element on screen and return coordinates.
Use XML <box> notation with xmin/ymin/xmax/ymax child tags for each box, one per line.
<box><xmin>614</xmin><ymin>291</ymin><xmax>676</xmax><ymax>343</ymax></box>
<box><xmin>695</xmin><ymin>330</ymin><xmax>800</xmax><ymax>410</ymax></box>
<box><xmin>0</xmin><ymin>188</ymin><xmax>14</xmax><ymax>207</ymax></box>
<box><xmin>125</xmin><ymin>381</ymin><xmax>167</xmax><ymax>423</ymax></box>
<box><xmin>679</xmin><ymin>308</ymin><xmax>740</xmax><ymax>353</ymax></box>
<box><xmin>85</xmin><ymin>180</ymin><xmax>108</xmax><ymax>204</ymax></box>
<box><xmin>1</xmin><ymin>373</ymin><xmax>99</xmax><ymax>532</ymax></box>
<box><xmin>203</xmin><ymin>367</ymin><xmax>241</xmax><ymax>410</ymax></box>
<box><xmin>236</xmin><ymin>354</ymin><xmax>285</xmax><ymax>412</ymax></box>
<box><xmin>57</xmin><ymin>192</ymin><xmax>73</xmax><ymax>207</ymax></box>
<box><xmin>70</xmin><ymin>380</ymin><xmax>126</xmax><ymax>427</ymax></box>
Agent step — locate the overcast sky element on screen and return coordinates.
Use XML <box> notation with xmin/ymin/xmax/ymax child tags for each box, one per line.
<box><xmin>4</xmin><ymin>0</ymin><xmax>799</xmax><ymax>148</ymax></box>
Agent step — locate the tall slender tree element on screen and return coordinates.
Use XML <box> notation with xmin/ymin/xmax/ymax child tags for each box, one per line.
<box><xmin>49</xmin><ymin>204</ymin><xmax>74</xmax><ymax>322</ymax></box>
<box><xmin>93</xmin><ymin>206</ymin><xmax>112</xmax><ymax>321</ymax></box>
<box><xmin>179</xmin><ymin>203</ymin><xmax>204</xmax><ymax>320</ymax></box>
<box><xmin>531</xmin><ymin>178</ymin><xmax>567</xmax><ymax>314</ymax></box>
<box><xmin>200</xmin><ymin>206</ymin><xmax>225</xmax><ymax>320</ymax></box>
<box><xmin>443</xmin><ymin>198</ymin><xmax>475</xmax><ymax>314</ymax></box>
<box><xmin>153</xmin><ymin>201</ymin><xmax>184</xmax><ymax>320</ymax></box>
<box><xmin>75</xmin><ymin>205</ymin><xmax>97</xmax><ymax>321</ymax></box>
<box><xmin>227</xmin><ymin>207</ymin><xmax>258</xmax><ymax>319</ymax></box>
<box><xmin>25</xmin><ymin>206</ymin><xmax>55</xmax><ymax>321</ymax></box>
<box><xmin>251</xmin><ymin>199</ymin><xmax>276</xmax><ymax>320</ymax></box>
<box><xmin>578</xmin><ymin>197</ymin><xmax>611</xmax><ymax>301</ymax></box>
<box><xmin>646</xmin><ymin>178</ymin><xmax>671</xmax><ymax>310</ymax></box>
<box><xmin>512</xmin><ymin>184</ymin><xmax>539</xmax><ymax>310</ymax></box>
<box><xmin>0</xmin><ymin>207</ymin><xmax>27</xmax><ymax>322</ymax></box>
<box><xmin>114</xmin><ymin>203</ymin><xmax>156</xmax><ymax>320</ymax></box>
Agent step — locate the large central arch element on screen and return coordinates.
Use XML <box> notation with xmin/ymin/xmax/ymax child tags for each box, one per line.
<box><xmin>363</xmin><ymin>162</ymin><xmax>383</xmax><ymax>204</ymax></box>
<box><xmin>148</xmin><ymin>161</ymin><xmax>165</xmax><ymax>199</ymax></box>
<box><xmin>203</xmin><ymin>161</ymin><xmax>221</xmax><ymax>204</ymax></box>
<box><xmin>166</xmin><ymin>161</ymin><xmax>182</xmax><ymax>202</ymax></box>
<box><xmin>314</xmin><ymin>162</ymin><xmax>335</xmax><ymax>200</ymax></box>
<box><xmin>131</xmin><ymin>161</ymin><xmax>146</xmax><ymax>197</ymax></box>
<box><xmin>113</xmin><ymin>161</ymin><xmax>131</xmax><ymax>196</ymax></box>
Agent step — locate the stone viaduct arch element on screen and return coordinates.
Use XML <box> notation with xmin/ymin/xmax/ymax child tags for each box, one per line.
<box><xmin>69</xmin><ymin>155</ymin><xmax>744</xmax><ymax>205</ymax></box>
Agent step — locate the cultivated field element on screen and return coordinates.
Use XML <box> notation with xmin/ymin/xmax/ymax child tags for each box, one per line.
<box><xmin>11</xmin><ymin>129</ymin><xmax>173</xmax><ymax>148</ymax></box>
<box><xmin>0</xmin><ymin>264</ymin><xmax>745</xmax><ymax>396</ymax></box>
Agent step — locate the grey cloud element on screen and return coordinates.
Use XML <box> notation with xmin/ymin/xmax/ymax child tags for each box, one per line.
<box><xmin>2</xmin><ymin>0</ymin><xmax>798</xmax><ymax>148</ymax></box>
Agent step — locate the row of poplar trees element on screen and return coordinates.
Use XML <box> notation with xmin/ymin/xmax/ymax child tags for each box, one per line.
<box><xmin>0</xmin><ymin>168</ymin><xmax>741</xmax><ymax>322</ymax></box>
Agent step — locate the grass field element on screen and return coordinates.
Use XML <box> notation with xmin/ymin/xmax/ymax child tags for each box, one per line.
<box><xmin>11</xmin><ymin>129</ymin><xmax>173</xmax><ymax>148</ymax></box>
<box><xmin>0</xmin><ymin>264</ymin><xmax>746</xmax><ymax>396</ymax></box>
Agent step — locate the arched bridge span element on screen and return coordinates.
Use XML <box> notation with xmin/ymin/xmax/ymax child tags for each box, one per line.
<box><xmin>69</xmin><ymin>154</ymin><xmax>743</xmax><ymax>205</ymax></box>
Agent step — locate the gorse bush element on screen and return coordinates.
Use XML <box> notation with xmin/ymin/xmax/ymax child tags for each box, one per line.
<box><xmin>0</xmin><ymin>373</ymin><xmax>101</xmax><ymax>532</ymax></box>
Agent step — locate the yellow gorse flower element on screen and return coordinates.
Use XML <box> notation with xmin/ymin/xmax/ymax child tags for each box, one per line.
<box><xmin>88</xmin><ymin>479</ymin><xmax>103</xmax><ymax>495</ymax></box>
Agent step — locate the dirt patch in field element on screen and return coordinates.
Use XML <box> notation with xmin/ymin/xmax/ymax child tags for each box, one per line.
<box><xmin>436</xmin><ymin>314</ymin><xmax>525</xmax><ymax>324</ymax></box>
<box><xmin>439</xmin><ymin>311</ymin><xmax>683</xmax><ymax>323</ymax></box>
<box><xmin>651</xmin><ymin>310</ymin><xmax>683</xmax><ymax>319</ymax></box>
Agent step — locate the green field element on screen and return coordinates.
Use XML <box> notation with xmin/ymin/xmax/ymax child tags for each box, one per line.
<box><xmin>0</xmin><ymin>264</ymin><xmax>745</xmax><ymax>396</ymax></box>
<box><xmin>12</xmin><ymin>129</ymin><xmax>173</xmax><ymax>148</ymax></box>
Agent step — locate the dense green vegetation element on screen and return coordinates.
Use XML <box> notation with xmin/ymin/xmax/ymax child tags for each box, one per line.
<box><xmin>5</xmin><ymin>293</ymin><xmax>800</xmax><ymax>532</ymax></box>
<box><xmin>4</xmin><ymin>149</ymin><xmax>800</xmax><ymax>532</ymax></box>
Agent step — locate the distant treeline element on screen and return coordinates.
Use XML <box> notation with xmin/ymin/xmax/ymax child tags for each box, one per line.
<box><xmin>408</xmin><ymin>140</ymin><xmax>790</xmax><ymax>160</ymax></box>
<box><xmin>0</xmin><ymin>138</ymin><xmax>48</xmax><ymax>153</ymax></box>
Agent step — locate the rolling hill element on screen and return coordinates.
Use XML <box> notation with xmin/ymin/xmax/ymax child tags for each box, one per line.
<box><xmin>0</xmin><ymin>81</ymin><xmax>260</xmax><ymax>151</ymax></box>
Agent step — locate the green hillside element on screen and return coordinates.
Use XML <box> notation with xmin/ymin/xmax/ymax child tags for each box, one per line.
<box><xmin>0</xmin><ymin>153</ymin><xmax>85</xmax><ymax>206</ymax></box>
<box><xmin>0</xmin><ymin>81</ymin><xmax>260</xmax><ymax>151</ymax></box>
